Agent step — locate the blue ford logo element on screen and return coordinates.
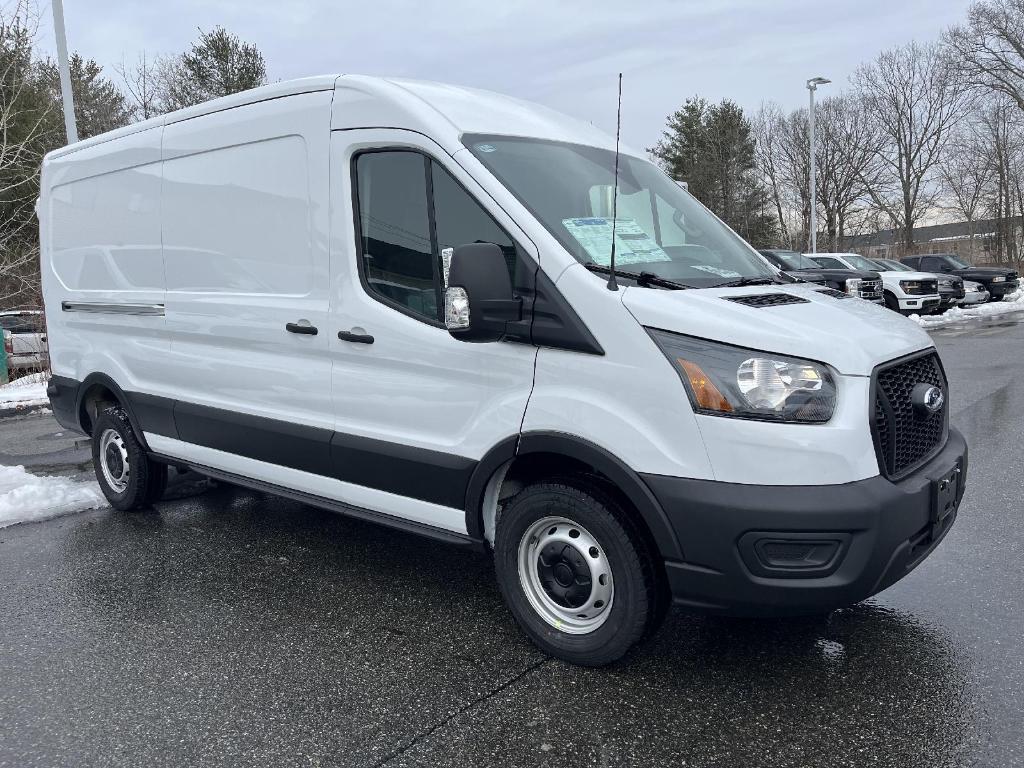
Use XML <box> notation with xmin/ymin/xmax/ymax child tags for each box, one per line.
<box><xmin>912</xmin><ymin>383</ymin><xmax>944</xmax><ymax>415</ymax></box>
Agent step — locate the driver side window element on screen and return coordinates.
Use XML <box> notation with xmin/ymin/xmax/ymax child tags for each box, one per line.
<box><xmin>354</xmin><ymin>150</ymin><xmax>517</xmax><ymax>324</ymax></box>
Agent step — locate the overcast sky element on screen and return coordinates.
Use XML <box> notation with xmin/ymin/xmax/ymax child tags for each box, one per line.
<box><xmin>40</xmin><ymin>0</ymin><xmax>974</xmax><ymax>152</ymax></box>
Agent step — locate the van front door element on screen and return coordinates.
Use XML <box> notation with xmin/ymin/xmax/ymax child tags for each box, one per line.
<box><xmin>327</xmin><ymin>129</ymin><xmax>538</xmax><ymax>535</ymax></box>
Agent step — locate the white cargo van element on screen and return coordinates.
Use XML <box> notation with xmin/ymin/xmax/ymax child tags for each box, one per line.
<box><xmin>39</xmin><ymin>75</ymin><xmax>967</xmax><ymax>665</ymax></box>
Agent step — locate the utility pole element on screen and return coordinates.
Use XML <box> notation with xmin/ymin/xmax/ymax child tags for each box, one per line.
<box><xmin>52</xmin><ymin>0</ymin><xmax>78</xmax><ymax>144</ymax></box>
<box><xmin>806</xmin><ymin>76</ymin><xmax>830</xmax><ymax>253</ymax></box>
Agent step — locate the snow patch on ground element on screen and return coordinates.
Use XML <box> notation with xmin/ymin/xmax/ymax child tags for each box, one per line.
<box><xmin>0</xmin><ymin>372</ymin><xmax>50</xmax><ymax>410</ymax></box>
<box><xmin>0</xmin><ymin>465</ymin><xmax>106</xmax><ymax>528</ymax></box>
<box><xmin>910</xmin><ymin>286</ymin><xmax>1024</xmax><ymax>330</ymax></box>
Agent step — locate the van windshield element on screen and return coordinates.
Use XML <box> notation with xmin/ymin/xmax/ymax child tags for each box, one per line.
<box><xmin>463</xmin><ymin>135</ymin><xmax>777</xmax><ymax>287</ymax></box>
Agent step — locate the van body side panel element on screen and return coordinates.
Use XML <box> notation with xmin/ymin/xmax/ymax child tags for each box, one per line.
<box><xmin>522</xmin><ymin>264</ymin><xmax>717</xmax><ymax>481</ymax></box>
<box><xmin>40</xmin><ymin>126</ymin><xmax>167</xmax><ymax>393</ymax></box>
<box><xmin>158</xmin><ymin>91</ymin><xmax>334</xmax><ymax>441</ymax></box>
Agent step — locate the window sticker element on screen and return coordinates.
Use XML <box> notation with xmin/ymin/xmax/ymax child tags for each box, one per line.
<box><xmin>691</xmin><ymin>264</ymin><xmax>742</xmax><ymax>278</ymax></box>
<box><xmin>561</xmin><ymin>218</ymin><xmax>669</xmax><ymax>266</ymax></box>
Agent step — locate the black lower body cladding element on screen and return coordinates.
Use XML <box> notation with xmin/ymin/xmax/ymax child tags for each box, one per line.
<box><xmin>645</xmin><ymin>428</ymin><xmax>968</xmax><ymax>616</ymax></box>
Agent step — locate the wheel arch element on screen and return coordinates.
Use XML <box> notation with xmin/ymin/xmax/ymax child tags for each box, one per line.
<box><xmin>75</xmin><ymin>372</ymin><xmax>150</xmax><ymax>449</ymax></box>
<box><xmin>464</xmin><ymin>431</ymin><xmax>684</xmax><ymax>562</ymax></box>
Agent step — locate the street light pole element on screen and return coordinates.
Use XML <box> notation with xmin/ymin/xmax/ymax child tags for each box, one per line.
<box><xmin>806</xmin><ymin>76</ymin><xmax>830</xmax><ymax>253</ymax></box>
<box><xmin>52</xmin><ymin>0</ymin><xmax>78</xmax><ymax>144</ymax></box>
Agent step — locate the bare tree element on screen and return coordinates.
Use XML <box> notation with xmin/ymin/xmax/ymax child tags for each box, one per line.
<box><xmin>815</xmin><ymin>94</ymin><xmax>885</xmax><ymax>250</ymax></box>
<box><xmin>947</xmin><ymin>0</ymin><xmax>1024</xmax><ymax>110</ymax></box>
<box><xmin>852</xmin><ymin>41</ymin><xmax>971</xmax><ymax>252</ymax></box>
<box><xmin>0</xmin><ymin>0</ymin><xmax>58</xmax><ymax>307</ymax></box>
<box><xmin>116</xmin><ymin>50</ymin><xmax>161</xmax><ymax>120</ymax></box>
<box><xmin>940</xmin><ymin>117</ymin><xmax>994</xmax><ymax>243</ymax></box>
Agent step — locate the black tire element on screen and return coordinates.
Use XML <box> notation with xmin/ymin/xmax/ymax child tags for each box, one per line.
<box><xmin>883</xmin><ymin>291</ymin><xmax>900</xmax><ymax>312</ymax></box>
<box><xmin>494</xmin><ymin>477</ymin><xmax>662</xmax><ymax>666</ymax></box>
<box><xmin>91</xmin><ymin>405</ymin><xmax>164</xmax><ymax>511</ymax></box>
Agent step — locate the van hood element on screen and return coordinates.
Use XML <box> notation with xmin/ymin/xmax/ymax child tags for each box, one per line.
<box><xmin>621</xmin><ymin>283</ymin><xmax>932</xmax><ymax>376</ymax></box>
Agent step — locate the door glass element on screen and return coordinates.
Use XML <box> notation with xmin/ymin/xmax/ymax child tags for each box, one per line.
<box><xmin>355</xmin><ymin>152</ymin><xmax>438</xmax><ymax>321</ymax></box>
<box><xmin>431</xmin><ymin>162</ymin><xmax>517</xmax><ymax>281</ymax></box>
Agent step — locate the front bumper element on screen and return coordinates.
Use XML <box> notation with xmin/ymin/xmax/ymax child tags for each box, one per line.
<box><xmin>898</xmin><ymin>295</ymin><xmax>941</xmax><ymax>312</ymax></box>
<box><xmin>988</xmin><ymin>280</ymin><xmax>1018</xmax><ymax>298</ymax></box>
<box><xmin>643</xmin><ymin>428</ymin><xmax>968</xmax><ymax>615</ymax></box>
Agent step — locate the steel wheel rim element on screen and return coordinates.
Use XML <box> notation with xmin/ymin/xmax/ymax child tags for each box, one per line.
<box><xmin>517</xmin><ymin>515</ymin><xmax>614</xmax><ymax>634</ymax></box>
<box><xmin>99</xmin><ymin>428</ymin><xmax>130</xmax><ymax>493</ymax></box>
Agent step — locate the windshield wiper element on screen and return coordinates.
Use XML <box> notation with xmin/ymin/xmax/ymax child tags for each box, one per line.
<box><xmin>713</xmin><ymin>276</ymin><xmax>782</xmax><ymax>288</ymax></box>
<box><xmin>583</xmin><ymin>263</ymin><xmax>693</xmax><ymax>290</ymax></box>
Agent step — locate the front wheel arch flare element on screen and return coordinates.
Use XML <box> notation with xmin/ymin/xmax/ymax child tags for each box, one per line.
<box><xmin>466</xmin><ymin>432</ymin><xmax>684</xmax><ymax>563</ymax></box>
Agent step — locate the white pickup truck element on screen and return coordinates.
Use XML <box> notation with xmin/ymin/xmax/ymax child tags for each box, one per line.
<box><xmin>809</xmin><ymin>253</ymin><xmax>941</xmax><ymax>315</ymax></box>
<box><xmin>0</xmin><ymin>310</ymin><xmax>47</xmax><ymax>373</ymax></box>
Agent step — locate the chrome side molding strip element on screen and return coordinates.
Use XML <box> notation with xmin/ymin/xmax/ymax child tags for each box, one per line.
<box><xmin>61</xmin><ymin>301</ymin><xmax>165</xmax><ymax>316</ymax></box>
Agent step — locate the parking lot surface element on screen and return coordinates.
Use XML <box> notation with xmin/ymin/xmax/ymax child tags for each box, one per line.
<box><xmin>1</xmin><ymin>316</ymin><xmax>1023</xmax><ymax>767</ymax></box>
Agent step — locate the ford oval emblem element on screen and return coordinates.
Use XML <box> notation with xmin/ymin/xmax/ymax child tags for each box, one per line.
<box><xmin>911</xmin><ymin>383</ymin><xmax>944</xmax><ymax>415</ymax></box>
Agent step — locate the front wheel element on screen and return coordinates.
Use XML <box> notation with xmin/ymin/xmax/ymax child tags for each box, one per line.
<box><xmin>883</xmin><ymin>292</ymin><xmax>901</xmax><ymax>312</ymax></box>
<box><xmin>92</xmin><ymin>405</ymin><xmax>167</xmax><ymax>511</ymax></box>
<box><xmin>493</xmin><ymin>478</ymin><xmax>663</xmax><ymax>666</ymax></box>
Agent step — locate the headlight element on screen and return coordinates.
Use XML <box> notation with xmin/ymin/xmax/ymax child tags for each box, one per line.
<box><xmin>900</xmin><ymin>280</ymin><xmax>923</xmax><ymax>291</ymax></box>
<box><xmin>938</xmin><ymin>277</ymin><xmax>953</xmax><ymax>287</ymax></box>
<box><xmin>993</xmin><ymin>276</ymin><xmax>1006</xmax><ymax>283</ymax></box>
<box><xmin>844</xmin><ymin>278</ymin><xmax>862</xmax><ymax>296</ymax></box>
<box><xmin>646</xmin><ymin>329</ymin><xmax>837</xmax><ymax>423</ymax></box>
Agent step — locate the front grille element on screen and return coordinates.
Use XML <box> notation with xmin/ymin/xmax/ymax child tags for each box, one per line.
<box><xmin>904</xmin><ymin>279</ymin><xmax>938</xmax><ymax>296</ymax></box>
<box><xmin>724</xmin><ymin>293</ymin><xmax>810</xmax><ymax>308</ymax></box>
<box><xmin>816</xmin><ymin>287</ymin><xmax>852</xmax><ymax>300</ymax></box>
<box><xmin>872</xmin><ymin>351</ymin><xmax>947</xmax><ymax>478</ymax></box>
<box><xmin>858</xmin><ymin>279</ymin><xmax>883</xmax><ymax>300</ymax></box>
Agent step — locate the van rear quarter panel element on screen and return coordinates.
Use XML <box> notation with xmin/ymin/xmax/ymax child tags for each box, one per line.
<box><xmin>40</xmin><ymin>126</ymin><xmax>167</xmax><ymax>391</ymax></box>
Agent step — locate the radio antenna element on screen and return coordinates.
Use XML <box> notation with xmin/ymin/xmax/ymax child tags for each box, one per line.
<box><xmin>607</xmin><ymin>72</ymin><xmax>623</xmax><ymax>292</ymax></box>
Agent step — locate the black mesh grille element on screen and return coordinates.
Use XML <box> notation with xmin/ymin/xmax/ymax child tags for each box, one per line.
<box><xmin>872</xmin><ymin>352</ymin><xmax>947</xmax><ymax>478</ymax></box>
<box><xmin>724</xmin><ymin>293</ymin><xmax>810</xmax><ymax>308</ymax></box>
<box><xmin>816</xmin><ymin>288</ymin><xmax>852</xmax><ymax>300</ymax></box>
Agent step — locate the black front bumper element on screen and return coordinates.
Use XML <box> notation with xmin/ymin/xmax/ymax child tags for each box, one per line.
<box><xmin>643</xmin><ymin>428</ymin><xmax>968</xmax><ymax>616</ymax></box>
<box><xmin>987</xmin><ymin>280</ymin><xmax>1019</xmax><ymax>298</ymax></box>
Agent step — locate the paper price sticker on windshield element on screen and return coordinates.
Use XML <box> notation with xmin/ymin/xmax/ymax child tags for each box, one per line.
<box><xmin>562</xmin><ymin>218</ymin><xmax>669</xmax><ymax>266</ymax></box>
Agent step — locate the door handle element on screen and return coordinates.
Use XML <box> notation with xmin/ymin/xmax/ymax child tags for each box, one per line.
<box><xmin>338</xmin><ymin>330</ymin><xmax>374</xmax><ymax>344</ymax></box>
<box><xmin>286</xmin><ymin>322</ymin><xmax>318</xmax><ymax>335</ymax></box>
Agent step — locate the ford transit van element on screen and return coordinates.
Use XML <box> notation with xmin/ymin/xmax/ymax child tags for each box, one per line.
<box><xmin>39</xmin><ymin>75</ymin><xmax>967</xmax><ymax>665</ymax></box>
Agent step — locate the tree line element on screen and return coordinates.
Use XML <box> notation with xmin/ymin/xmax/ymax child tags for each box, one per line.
<box><xmin>651</xmin><ymin>0</ymin><xmax>1024</xmax><ymax>267</ymax></box>
<box><xmin>0</xmin><ymin>0</ymin><xmax>266</xmax><ymax>307</ymax></box>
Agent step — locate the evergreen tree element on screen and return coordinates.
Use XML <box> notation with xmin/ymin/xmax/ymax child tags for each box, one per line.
<box><xmin>41</xmin><ymin>53</ymin><xmax>133</xmax><ymax>139</ymax></box>
<box><xmin>158</xmin><ymin>26</ymin><xmax>267</xmax><ymax>112</ymax></box>
<box><xmin>651</xmin><ymin>98</ymin><xmax>778</xmax><ymax>246</ymax></box>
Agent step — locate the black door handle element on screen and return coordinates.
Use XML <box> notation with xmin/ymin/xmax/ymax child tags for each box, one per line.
<box><xmin>338</xmin><ymin>330</ymin><xmax>374</xmax><ymax>344</ymax></box>
<box><xmin>286</xmin><ymin>322</ymin><xmax>318</xmax><ymax>335</ymax></box>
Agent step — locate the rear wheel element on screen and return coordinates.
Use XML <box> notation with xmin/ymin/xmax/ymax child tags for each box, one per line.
<box><xmin>494</xmin><ymin>478</ymin><xmax>663</xmax><ymax>666</ymax></box>
<box><xmin>92</xmin><ymin>405</ymin><xmax>167</xmax><ymax>511</ymax></box>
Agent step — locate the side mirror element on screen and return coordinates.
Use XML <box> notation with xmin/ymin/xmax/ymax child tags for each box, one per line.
<box><xmin>444</xmin><ymin>243</ymin><xmax>521</xmax><ymax>342</ymax></box>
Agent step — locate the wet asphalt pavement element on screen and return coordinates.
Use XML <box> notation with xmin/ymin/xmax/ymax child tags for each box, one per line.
<box><xmin>1</xmin><ymin>315</ymin><xmax>1023</xmax><ymax>767</ymax></box>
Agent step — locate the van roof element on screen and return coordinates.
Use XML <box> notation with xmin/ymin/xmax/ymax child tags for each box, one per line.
<box><xmin>45</xmin><ymin>74</ymin><xmax>627</xmax><ymax>161</ymax></box>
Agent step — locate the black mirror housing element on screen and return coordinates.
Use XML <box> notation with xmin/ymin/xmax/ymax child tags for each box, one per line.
<box><xmin>445</xmin><ymin>243</ymin><xmax>520</xmax><ymax>342</ymax></box>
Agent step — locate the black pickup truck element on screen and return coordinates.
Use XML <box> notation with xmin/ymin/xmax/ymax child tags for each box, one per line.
<box><xmin>902</xmin><ymin>254</ymin><xmax>1019</xmax><ymax>301</ymax></box>
<box><xmin>759</xmin><ymin>250</ymin><xmax>885</xmax><ymax>303</ymax></box>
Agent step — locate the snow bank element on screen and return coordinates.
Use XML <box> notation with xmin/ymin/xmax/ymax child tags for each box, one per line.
<box><xmin>0</xmin><ymin>372</ymin><xmax>50</xmax><ymax>410</ymax></box>
<box><xmin>910</xmin><ymin>285</ymin><xmax>1024</xmax><ymax>330</ymax></box>
<box><xmin>0</xmin><ymin>464</ymin><xmax>106</xmax><ymax>528</ymax></box>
